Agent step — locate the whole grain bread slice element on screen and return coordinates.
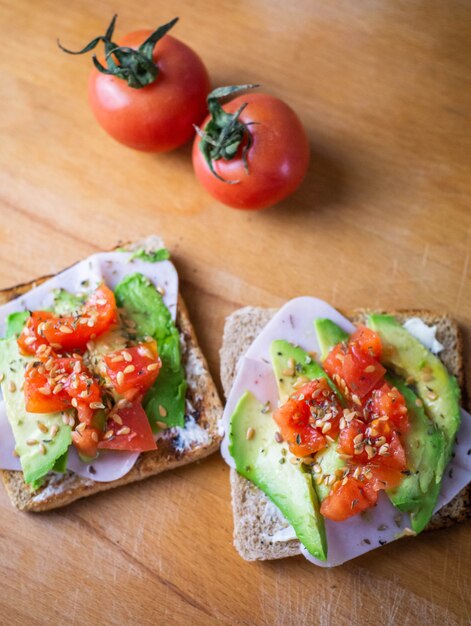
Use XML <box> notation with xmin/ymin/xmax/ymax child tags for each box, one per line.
<box><xmin>0</xmin><ymin>243</ymin><xmax>223</xmax><ymax>512</ymax></box>
<box><xmin>220</xmin><ymin>306</ymin><xmax>470</xmax><ymax>561</ymax></box>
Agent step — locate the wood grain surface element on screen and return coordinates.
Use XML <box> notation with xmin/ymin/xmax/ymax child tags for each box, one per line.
<box><xmin>1</xmin><ymin>0</ymin><xmax>470</xmax><ymax>624</ymax></box>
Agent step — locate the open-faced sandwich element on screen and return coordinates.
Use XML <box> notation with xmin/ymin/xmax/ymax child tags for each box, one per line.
<box><xmin>220</xmin><ymin>297</ymin><xmax>471</xmax><ymax>566</ymax></box>
<box><xmin>0</xmin><ymin>236</ymin><xmax>221</xmax><ymax>511</ymax></box>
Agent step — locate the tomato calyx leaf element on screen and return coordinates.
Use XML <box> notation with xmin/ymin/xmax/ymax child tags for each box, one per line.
<box><xmin>58</xmin><ymin>15</ymin><xmax>178</xmax><ymax>89</ymax></box>
<box><xmin>194</xmin><ymin>84</ymin><xmax>260</xmax><ymax>183</ymax></box>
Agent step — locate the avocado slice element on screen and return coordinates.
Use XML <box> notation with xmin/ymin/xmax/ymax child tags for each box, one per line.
<box><xmin>314</xmin><ymin>318</ymin><xmax>349</xmax><ymax>361</ymax></box>
<box><xmin>269</xmin><ymin>339</ymin><xmax>343</xmax><ymax>405</ymax></box>
<box><xmin>5</xmin><ymin>311</ymin><xmax>30</xmax><ymax>338</ymax></box>
<box><xmin>0</xmin><ymin>337</ymin><xmax>72</xmax><ymax>486</ymax></box>
<box><xmin>269</xmin><ymin>339</ymin><xmax>346</xmax><ymax>500</ymax></box>
<box><xmin>385</xmin><ymin>375</ymin><xmax>445</xmax><ymax>532</ymax></box>
<box><xmin>114</xmin><ymin>273</ymin><xmax>187</xmax><ymax>429</ymax></box>
<box><xmin>367</xmin><ymin>314</ymin><xmax>460</xmax><ymax>476</ymax></box>
<box><xmin>228</xmin><ymin>391</ymin><xmax>327</xmax><ymax>560</ymax></box>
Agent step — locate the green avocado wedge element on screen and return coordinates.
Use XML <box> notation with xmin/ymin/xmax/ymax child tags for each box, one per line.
<box><xmin>314</xmin><ymin>318</ymin><xmax>349</xmax><ymax>361</ymax></box>
<box><xmin>0</xmin><ymin>337</ymin><xmax>72</xmax><ymax>487</ymax></box>
<box><xmin>229</xmin><ymin>391</ymin><xmax>327</xmax><ymax>561</ymax></box>
<box><xmin>367</xmin><ymin>314</ymin><xmax>461</xmax><ymax>477</ymax></box>
<box><xmin>385</xmin><ymin>375</ymin><xmax>445</xmax><ymax>532</ymax></box>
<box><xmin>269</xmin><ymin>339</ymin><xmax>344</xmax><ymax>405</ymax></box>
<box><xmin>114</xmin><ymin>273</ymin><xmax>186</xmax><ymax>429</ymax></box>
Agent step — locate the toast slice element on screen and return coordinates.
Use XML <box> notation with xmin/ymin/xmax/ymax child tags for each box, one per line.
<box><xmin>0</xmin><ymin>242</ymin><xmax>223</xmax><ymax>511</ymax></box>
<box><xmin>220</xmin><ymin>306</ymin><xmax>470</xmax><ymax>561</ymax></box>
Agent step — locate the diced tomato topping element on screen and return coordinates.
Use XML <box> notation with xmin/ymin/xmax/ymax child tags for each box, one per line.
<box><xmin>324</xmin><ymin>328</ymin><xmax>386</xmax><ymax>399</ymax></box>
<box><xmin>314</xmin><ymin>325</ymin><xmax>412</xmax><ymax>522</ymax></box>
<box><xmin>369</xmin><ymin>383</ymin><xmax>409</xmax><ymax>434</ymax></box>
<box><xmin>273</xmin><ymin>378</ymin><xmax>342</xmax><ymax>457</ymax></box>
<box><xmin>17</xmin><ymin>311</ymin><xmax>55</xmax><ymax>356</ymax></box>
<box><xmin>98</xmin><ymin>402</ymin><xmax>157</xmax><ymax>452</ymax></box>
<box><xmin>320</xmin><ymin>475</ymin><xmax>378</xmax><ymax>522</ymax></box>
<box><xmin>17</xmin><ymin>284</ymin><xmax>117</xmax><ymax>355</ymax></box>
<box><xmin>338</xmin><ymin>418</ymin><xmax>367</xmax><ymax>461</ymax></box>
<box><xmin>104</xmin><ymin>341</ymin><xmax>161</xmax><ymax>395</ymax></box>
<box><xmin>350</xmin><ymin>326</ymin><xmax>382</xmax><ymax>360</ymax></box>
<box><xmin>24</xmin><ymin>357</ymin><xmax>102</xmax><ymax>425</ymax></box>
<box><xmin>72</xmin><ymin>425</ymin><xmax>101</xmax><ymax>459</ymax></box>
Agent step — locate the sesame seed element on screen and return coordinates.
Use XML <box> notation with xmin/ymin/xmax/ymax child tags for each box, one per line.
<box><xmin>73</xmin><ymin>361</ymin><xmax>82</xmax><ymax>374</ymax></box>
<box><xmin>79</xmin><ymin>317</ymin><xmax>89</xmax><ymax>325</ymax></box>
<box><xmin>415</xmin><ymin>398</ymin><xmax>423</xmax><ymax>407</ymax></box>
<box><xmin>376</xmin><ymin>436</ymin><xmax>387</xmax><ymax>446</ymax></box>
<box><xmin>8</xmin><ymin>380</ymin><xmax>16</xmax><ymax>393</ymax></box>
<box><xmin>290</xmin><ymin>457</ymin><xmax>300</xmax><ymax>465</ymax></box>
<box><xmin>12</xmin><ymin>448</ymin><xmax>19</xmax><ymax>457</ymax></box>
<box><xmin>378</xmin><ymin>444</ymin><xmax>390</xmax><ymax>456</ymax></box>
<box><xmin>53</xmin><ymin>383</ymin><xmax>63</xmax><ymax>395</ymax></box>
<box><xmin>59</xmin><ymin>325</ymin><xmax>73</xmax><ymax>334</ymax></box>
<box><xmin>147</xmin><ymin>363</ymin><xmax>159</xmax><ymax>371</ymax></box>
<box><xmin>96</xmin><ymin>298</ymin><xmax>107</xmax><ymax>305</ymax></box>
<box><xmin>36</xmin><ymin>344</ymin><xmax>47</xmax><ymax>355</ymax></box>
<box><xmin>62</xmin><ymin>415</ymin><xmax>69</xmax><ymax>424</ymax></box>
<box><xmin>37</xmin><ymin>421</ymin><xmax>48</xmax><ymax>433</ymax></box>
<box><xmin>122</xmin><ymin>351</ymin><xmax>132</xmax><ymax>362</ymax></box>
<box><xmin>38</xmin><ymin>385</ymin><xmax>51</xmax><ymax>395</ymax></box>
<box><xmin>157</xmin><ymin>286</ymin><xmax>166</xmax><ymax>296</ymax></box>
<box><xmin>91</xmin><ymin>431</ymin><xmax>99</xmax><ymax>442</ymax></box>
<box><xmin>364</xmin><ymin>365</ymin><xmax>376</xmax><ymax>373</ymax></box>
<box><xmin>113</xmin><ymin>414</ymin><xmax>123</xmax><ymax>425</ymax></box>
<box><xmin>352</xmin><ymin>394</ymin><xmax>361</xmax><ymax>405</ymax></box>
<box><xmin>365</xmin><ymin>445</ymin><xmax>375</xmax><ymax>459</ymax></box>
<box><xmin>117</xmin><ymin>426</ymin><xmax>131</xmax><ymax>436</ymax></box>
<box><xmin>353</xmin><ymin>433</ymin><xmax>364</xmax><ymax>445</ymax></box>
<box><xmin>80</xmin><ymin>390</ymin><xmax>90</xmax><ymax>398</ymax></box>
<box><xmin>282</xmin><ymin>367</ymin><xmax>294</xmax><ymax>377</ymax></box>
<box><xmin>76</xmin><ymin>422</ymin><xmax>87</xmax><ymax>432</ymax></box>
<box><xmin>274</xmin><ymin>431</ymin><xmax>283</xmax><ymax>443</ymax></box>
<box><xmin>246</xmin><ymin>427</ymin><xmax>255</xmax><ymax>440</ymax></box>
<box><xmin>38</xmin><ymin>443</ymin><xmax>46</xmax><ymax>455</ymax></box>
<box><xmin>325</xmin><ymin>435</ymin><xmax>335</xmax><ymax>444</ymax></box>
<box><xmin>353</xmin><ymin>466</ymin><xmax>361</xmax><ymax>479</ymax></box>
<box><xmin>123</xmin><ymin>365</ymin><xmax>135</xmax><ymax>374</ymax></box>
<box><xmin>427</xmin><ymin>390</ymin><xmax>437</xmax><ymax>401</ymax></box>
<box><xmin>71</xmin><ymin>398</ymin><xmax>78</xmax><ymax>408</ymax></box>
<box><xmin>50</xmin><ymin>425</ymin><xmax>59</xmax><ymax>438</ymax></box>
<box><xmin>24</xmin><ymin>336</ymin><xmax>36</xmax><ymax>346</ymax></box>
<box><xmin>117</xmin><ymin>398</ymin><xmax>130</xmax><ymax>409</ymax></box>
<box><xmin>26</xmin><ymin>438</ymin><xmax>38</xmax><ymax>446</ymax></box>
<box><xmin>321</xmin><ymin>422</ymin><xmax>332</xmax><ymax>434</ymax></box>
<box><xmin>402</xmin><ymin>527</ymin><xmax>416</xmax><ymax>537</ymax></box>
<box><xmin>111</xmin><ymin>355</ymin><xmax>124</xmax><ymax>363</ymax></box>
<box><xmin>342</xmin><ymin>477</ymin><xmax>348</xmax><ymax>486</ymax></box>
<box><xmin>313</xmin><ymin>463</ymin><xmax>322</xmax><ymax>474</ymax></box>
<box><xmin>159</xmin><ymin>405</ymin><xmax>167</xmax><ymax>417</ymax></box>
<box><xmin>315</xmin><ymin>476</ymin><xmax>323</xmax><ymax>485</ymax></box>
<box><xmin>89</xmin><ymin>402</ymin><xmax>105</xmax><ymax>410</ymax></box>
<box><xmin>116</xmin><ymin>371</ymin><xmax>124</xmax><ymax>386</ymax></box>
<box><xmin>103</xmin><ymin>430</ymin><xmax>114</xmax><ymax>440</ymax></box>
<box><xmin>155</xmin><ymin>421</ymin><xmax>167</xmax><ymax>429</ymax></box>
<box><xmin>339</xmin><ymin>417</ymin><xmax>346</xmax><ymax>430</ymax></box>
<box><xmin>50</xmin><ymin>343</ymin><xmax>62</xmax><ymax>350</ymax></box>
<box><xmin>45</xmin><ymin>357</ymin><xmax>54</xmax><ymax>370</ymax></box>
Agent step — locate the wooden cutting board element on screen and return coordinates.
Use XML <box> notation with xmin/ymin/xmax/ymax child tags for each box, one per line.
<box><xmin>0</xmin><ymin>0</ymin><xmax>470</xmax><ymax>624</ymax></box>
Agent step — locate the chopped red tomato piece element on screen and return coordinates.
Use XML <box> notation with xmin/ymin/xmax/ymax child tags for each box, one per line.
<box><xmin>324</xmin><ymin>328</ymin><xmax>386</xmax><ymax>399</ymax></box>
<box><xmin>72</xmin><ymin>424</ymin><xmax>101</xmax><ymax>459</ymax></box>
<box><xmin>24</xmin><ymin>356</ymin><xmax>102</xmax><ymax>423</ymax></box>
<box><xmin>17</xmin><ymin>312</ymin><xmax>54</xmax><ymax>356</ymax></box>
<box><xmin>17</xmin><ymin>284</ymin><xmax>117</xmax><ymax>355</ymax></box>
<box><xmin>369</xmin><ymin>383</ymin><xmax>409</xmax><ymax>434</ymax></box>
<box><xmin>98</xmin><ymin>402</ymin><xmax>157</xmax><ymax>452</ymax></box>
<box><xmin>104</xmin><ymin>341</ymin><xmax>161</xmax><ymax>395</ymax></box>
<box><xmin>273</xmin><ymin>378</ymin><xmax>342</xmax><ymax>457</ymax></box>
<box><xmin>350</xmin><ymin>326</ymin><xmax>382</xmax><ymax>360</ymax></box>
<box><xmin>320</xmin><ymin>475</ymin><xmax>378</xmax><ymax>522</ymax></box>
<box><xmin>337</xmin><ymin>418</ymin><xmax>367</xmax><ymax>461</ymax></box>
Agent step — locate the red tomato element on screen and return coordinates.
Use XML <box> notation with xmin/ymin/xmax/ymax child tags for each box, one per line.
<box><xmin>88</xmin><ymin>32</ymin><xmax>210</xmax><ymax>151</ymax></box>
<box><xmin>320</xmin><ymin>476</ymin><xmax>378</xmax><ymax>522</ymax></box>
<box><xmin>98</xmin><ymin>402</ymin><xmax>157</xmax><ymax>452</ymax></box>
<box><xmin>72</xmin><ymin>425</ymin><xmax>101</xmax><ymax>459</ymax></box>
<box><xmin>370</xmin><ymin>383</ymin><xmax>409</xmax><ymax>434</ymax></box>
<box><xmin>273</xmin><ymin>378</ymin><xmax>342</xmax><ymax>457</ymax></box>
<box><xmin>324</xmin><ymin>331</ymin><xmax>385</xmax><ymax>399</ymax></box>
<box><xmin>17</xmin><ymin>312</ymin><xmax>54</xmax><ymax>356</ymax></box>
<box><xmin>338</xmin><ymin>418</ymin><xmax>367</xmax><ymax>460</ymax></box>
<box><xmin>350</xmin><ymin>326</ymin><xmax>382</xmax><ymax>360</ymax></box>
<box><xmin>104</xmin><ymin>341</ymin><xmax>161</xmax><ymax>395</ymax></box>
<box><xmin>24</xmin><ymin>357</ymin><xmax>102</xmax><ymax>420</ymax></box>
<box><xmin>18</xmin><ymin>285</ymin><xmax>117</xmax><ymax>355</ymax></box>
<box><xmin>193</xmin><ymin>92</ymin><xmax>310</xmax><ymax>210</ymax></box>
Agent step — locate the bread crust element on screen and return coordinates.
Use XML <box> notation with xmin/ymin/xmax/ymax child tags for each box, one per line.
<box><xmin>0</xmin><ymin>252</ymin><xmax>223</xmax><ymax>512</ymax></box>
<box><xmin>221</xmin><ymin>306</ymin><xmax>470</xmax><ymax>561</ymax></box>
